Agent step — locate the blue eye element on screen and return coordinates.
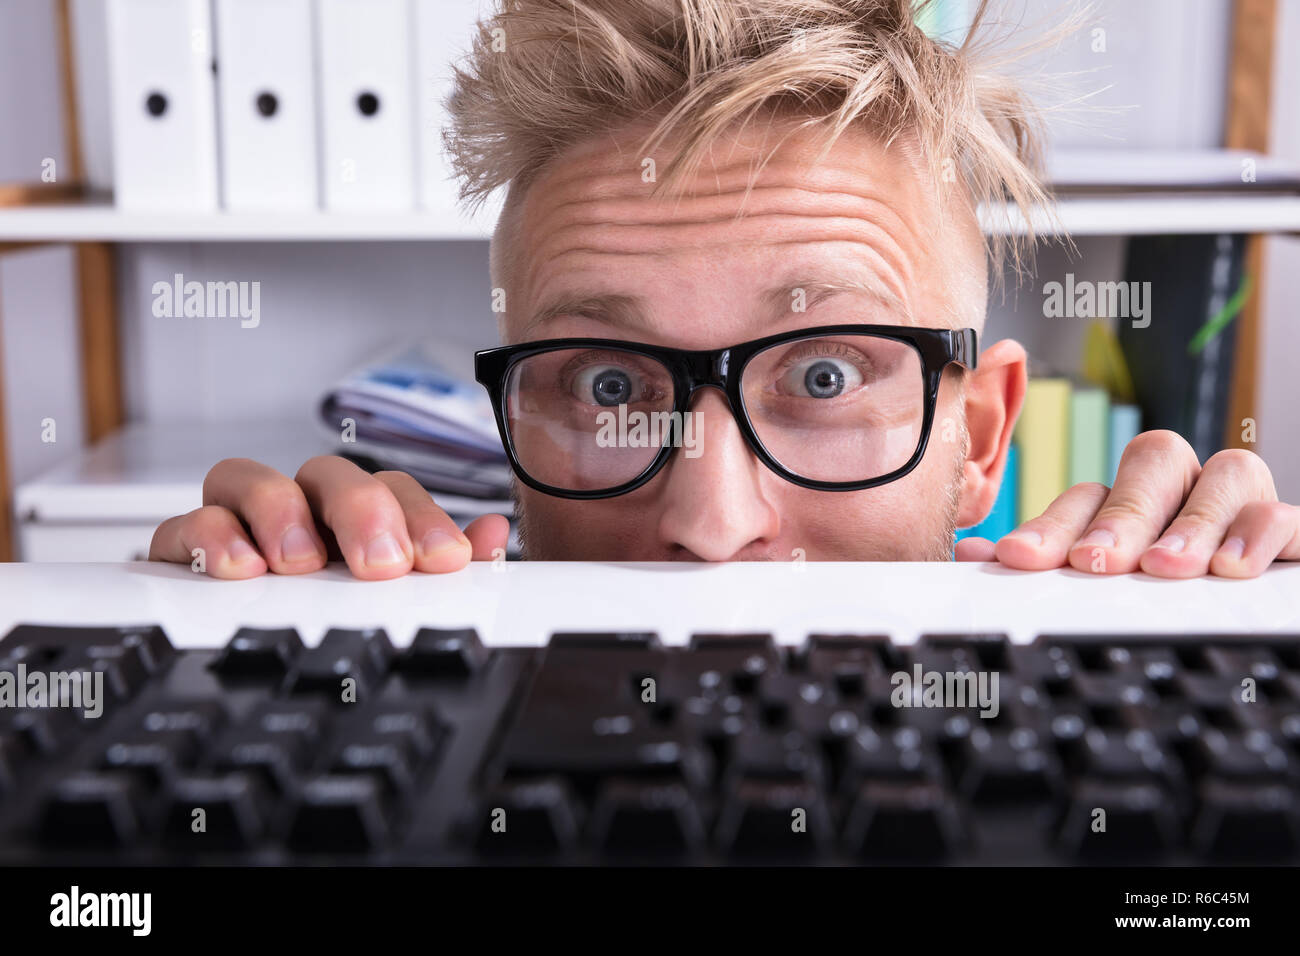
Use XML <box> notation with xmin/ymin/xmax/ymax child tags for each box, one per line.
<box><xmin>805</xmin><ymin>360</ymin><xmax>844</xmax><ymax>398</ymax></box>
<box><xmin>779</xmin><ymin>356</ymin><xmax>863</xmax><ymax>399</ymax></box>
<box><xmin>572</xmin><ymin>365</ymin><xmax>634</xmax><ymax>406</ymax></box>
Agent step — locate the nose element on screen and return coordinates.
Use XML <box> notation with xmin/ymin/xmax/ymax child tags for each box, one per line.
<box><xmin>654</xmin><ymin>388</ymin><xmax>780</xmax><ymax>560</ymax></box>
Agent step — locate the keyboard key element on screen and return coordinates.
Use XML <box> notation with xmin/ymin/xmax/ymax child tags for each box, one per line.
<box><xmin>209</xmin><ymin>700</ymin><xmax>331</xmax><ymax>793</ymax></box>
<box><xmin>690</xmin><ymin>633</ymin><xmax>774</xmax><ymax>652</ymax></box>
<box><xmin>474</xmin><ymin>777</ymin><xmax>582</xmax><ymax>855</ymax></box>
<box><xmin>328</xmin><ymin>738</ymin><xmax>419</xmax><ymax>800</ymax></box>
<box><xmin>1178</xmin><ymin>672</ymin><xmax>1258</xmax><ymax>711</ymax></box>
<box><xmin>843</xmin><ymin>781</ymin><xmax>963</xmax><ymax>860</ymax></box>
<box><xmin>724</xmin><ymin>732</ymin><xmax>824</xmax><ymax>785</ymax></box>
<box><xmin>550</xmin><ymin>632</ymin><xmax>661</xmax><ymax>649</ymax></box>
<box><xmin>1191</xmin><ymin>779</ymin><xmax>1298</xmax><ymax>860</ymax></box>
<box><xmin>0</xmin><ymin>624</ymin><xmax>173</xmax><ymax>672</ymax></box>
<box><xmin>839</xmin><ymin>727</ymin><xmax>943</xmax><ymax>792</ymax></box>
<box><xmin>588</xmin><ymin>778</ymin><xmax>706</xmax><ymax>854</ymax></box>
<box><xmin>139</xmin><ymin>700</ymin><xmax>229</xmax><ymax>749</ymax></box>
<box><xmin>401</xmin><ymin>628</ymin><xmax>490</xmax><ymax>676</ymax></box>
<box><xmin>210</xmin><ymin>738</ymin><xmax>307</xmax><ymax>796</ymax></box>
<box><xmin>244</xmin><ymin>699</ymin><xmax>331</xmax><ymax>744</ymax></box>
<box><xmin>1190</xmin><ymin>730</ymin><xmax>1291</xmax><ymax>780</ymax></box>
<box><xmin>287</xmin><ymin>776</ymin><xmax>389</xmax><ymax>851</ymax></box>
<box><xmin>117</xmin><ymin>626</ymin><xmax>176</xmax><ymax>673</ymax></box>
<box><xmin>102</xmin><ymin>730</ymin><xmax>197</xmax><ymax>790</ymax></box>
<box><xmin>1069</xmin><ymin>671</ymin><xmax>1157</xmax><ymax>710</ymax></box>
<box><xmin>919</xmin><ymin>633</ymin><xmax>1010</xmax><ymax>669</ymax></box>
<box><xmin>715</xmin><ymin>779</ymin><xmax>831</xmax><ymax>857</ymax></box>
<box><xmin>162</xmin><ymin>773</ymin><xmax>267</xmax><ymax>850</ymax></box>
<box><xmin>956</xmin><ymin>727</ymin><xmax>1059</xmax><ymax>802</ymax></box>
<box><xmin>58</xmin><ymin>643</ymin><xmax>152</xmax><ymax>712</ymax></box>
<box><xmin>804</xmin><ymin>634</ymin><xmax>899</xmax><ymax>674</ymax></box>
<box><xmin>211</xmin><ymin>627</ymin><xmax>304</xmax><ymax>678</ymax></box>
<box><xmin>1065</xmin><ymin>728</ymin><xmax>1173</xmax><ymax>781</ymax></box>
<box><xmin>0</xmin><ymin>708</ymin><xmax>79</xmax><ymax>757</ymax></box>
<box><xmin>1056</xmin><ymin>781</ymin><xmax>1179</xmax><ymax>860</ymax></box>
<box><xmin>40</xmin><ymin>772</ymin><xmax>146</xmax><ymax>848</ymax></box>
<box><xmin>1205</xmin><ymin>646</ymin><xmax>1283</xmax><ymax>683</ymax></box>
<box><xmin>285</xmin><ymin>628</ymin><xmax>394</xmax><ymax>700</ymax></box>
<box><xmin>358</xmin><ymin>705</ymin><xmax>441</xmax><ymax>760</ymax></box>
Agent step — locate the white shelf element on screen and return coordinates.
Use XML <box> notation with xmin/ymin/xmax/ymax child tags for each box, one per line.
<box><xmin>984</xmin><ymin>193</ymin><xmax>1300</xmax><ymax>238</ymax></box>
<box><xmin>2</xmin><ymin>193</ymin><xmax>1299</xmax><ymax>243</ymax></box>
<box><xmin>0</xmin><ymin>199</ymin><xmax>495</xmax><ymax>242</ymax></box>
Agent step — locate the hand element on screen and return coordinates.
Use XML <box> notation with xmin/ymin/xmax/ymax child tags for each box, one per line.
<box><xmin>149</xmin><ymin>456</ymin><xmax>510</xmax><ymax>579</ymax></box>
<box><xmin>956</xmin><ymin>430</ymin><xmax>1300</xmax><ymax>578</ymax></box>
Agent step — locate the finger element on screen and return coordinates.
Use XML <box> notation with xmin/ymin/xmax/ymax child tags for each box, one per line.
<box><xmin>149</xmin><ymin>505</ymin><xmax>268</xmax><ymax>580</ymax></box>
<box><xmin>1066</xmin><ymin>430</ymin><xmax>1201</xmax><ymax>574</ymax></box>
<box><xmin>372</xmin><ymin>471</ymin><xmax>473</xmax><ymax>573</ymax></box>
<box><xmin>465</xmin><ymin>514</ymin><xmax>511</xmax><ymax>561</ymax></box>
<box><xmin>294</xmin><ymin>456</ymin><xmax>414</xmax><ymax>579</ymax></box>
<box><xmin>995</xmin><ymin>482</ymin><xmax>1110</xmax><ymax>570</ymax></box>
<box><xmin>1209</xmin><ymin>501</ymin><xmax>1300</xmax><ymax>579</ymax></box>
<box><xmin>1140</xmin><ymin>449</ymin><xmax>1277</xmax><ymax>578</ymax></box>
<box><xmin>955</xmin><ymin>536</ymin><xmax>996</xmax><ymax>562</ymax></box>
<box><xmin>203</xmin><ymin>457</ymin><xmax>327</xmax><ymax>574</ymax></box>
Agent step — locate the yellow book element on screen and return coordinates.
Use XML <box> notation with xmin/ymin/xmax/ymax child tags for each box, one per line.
<box><xmin>1014</xmin><ymin>378</ymin><xmax>1071</xmax><ymax>523</ymax></box>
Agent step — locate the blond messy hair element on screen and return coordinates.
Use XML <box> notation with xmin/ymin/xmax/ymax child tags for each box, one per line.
<box><xmin>447</xmin><ymin>0</ymin><xmax>1056</xmax><ymax>274</ymax></box>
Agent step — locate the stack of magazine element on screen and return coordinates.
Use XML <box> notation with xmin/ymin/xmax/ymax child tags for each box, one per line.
<box><xmin>318</xmin><ymin>339</ymin><xmax>513</xmax><ymax>521</ymax></box>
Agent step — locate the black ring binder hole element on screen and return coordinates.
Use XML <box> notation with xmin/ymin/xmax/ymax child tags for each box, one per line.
<box><xmin>356</xmin><ymin>91</ymin><xmax>380</xmax><ymax>117</ymax></box>
<box><xmin>256</xmin><ymin>92</ymin><xmax>280</xmax><ymax>118</ymax></box>
<box><xmin>145</xmin><ymin>92</ymin><xmax>168</xmax><ymax>118</ymax></box>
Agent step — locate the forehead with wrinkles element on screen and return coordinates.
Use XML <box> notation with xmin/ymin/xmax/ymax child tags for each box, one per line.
<box><xmin>493</xmin><ymin>119</ymin><xmax>987</xmax><ymax>345</ymax></box>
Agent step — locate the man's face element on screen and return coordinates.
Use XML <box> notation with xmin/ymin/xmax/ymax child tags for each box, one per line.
<box><xmin>497</xmin><ymin>121</ymin><xmax>991</xmax><ymax>561</ymax></box>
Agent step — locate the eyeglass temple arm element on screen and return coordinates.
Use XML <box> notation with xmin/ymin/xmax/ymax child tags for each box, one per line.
<box><xmin>952</xmin><ymin>329</ymin><xmax>978</xmax><ymax>370</ymax></box>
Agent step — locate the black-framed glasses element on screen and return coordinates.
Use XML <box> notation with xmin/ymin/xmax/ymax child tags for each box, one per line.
<box><xmin>474</xmin><ymin>324</ymin><xmax>977</xmax><ymax>499</ymax></box>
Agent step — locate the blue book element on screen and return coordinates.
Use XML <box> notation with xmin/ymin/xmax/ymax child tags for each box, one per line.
<box><xmin>956</xmin><ymin>444</ymin><xmax>1019</xmax><ymax>543</ymax></box>
<box><xmin>1107</xmin><ymin>404</ymin><xmax>1141</xmax><ymax>485</ymax></box>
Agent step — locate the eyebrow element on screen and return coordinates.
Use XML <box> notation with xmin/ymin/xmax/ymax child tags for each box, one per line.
<box><xmin>521</xmin><ymin>293</ymin><xmax>648</xmax><ymax>339</ymax></box>
<box><xmin>760</xmin><ymin>278</ymin><xmax>910</xmax><ymax>322</ymax></box>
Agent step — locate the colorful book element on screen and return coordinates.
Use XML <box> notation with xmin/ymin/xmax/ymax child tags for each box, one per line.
<box><xmin>1107</xmin><ymin>404</ymin><xmax>1142</xmax><ymax>485</ymax></box>
<box><xmin>1069</xmin><ymin>387</ymin><xmax>1110</xmax><ymax>486</ymax></box>
<box><xmin>1015</xmin><ymin>378</ymin><xmax>1071</xmax><ymax>523</ymax></box>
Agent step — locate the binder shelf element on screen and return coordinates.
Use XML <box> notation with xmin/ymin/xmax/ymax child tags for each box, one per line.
<box><xmin>2</xmin><ymin>192</ymin><xmax>1300</xmax><ymax>243</ymax></box>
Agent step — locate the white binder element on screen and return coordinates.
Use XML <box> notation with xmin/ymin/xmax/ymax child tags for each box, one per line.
<box><xmin>105</xmin><ymin>0</ymin><xmax>220</xmax><ymax>210</ymax></box>
<box><xmin>214</xmin><ymin>0</ymin><xmax>319</xmax><ymax>210</ymax></box>
<box><xmin>413</xmin><ymin>0</ymin><xmax>482</xmax><ymax>214</ymax></box>
<box><xmin>316</xmin><ymin>0</ymin><xmax>416</xmax><ymax>210</ymax></box>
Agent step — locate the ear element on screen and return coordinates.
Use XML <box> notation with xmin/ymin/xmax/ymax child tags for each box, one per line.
<box><xmin>957</xmin><ymin>338</ymin><xmax>1027</xmax><ymax>529</ymax></box>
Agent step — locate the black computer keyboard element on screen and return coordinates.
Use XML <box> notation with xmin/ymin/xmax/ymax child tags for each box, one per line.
<box><xmin>2</xmin><ymin>623</ymin><xmax>1299</xmax><ymax>865</ymax></box>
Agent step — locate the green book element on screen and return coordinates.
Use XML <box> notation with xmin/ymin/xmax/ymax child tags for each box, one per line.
<box><xmin>1069</xmin><ymin>387</ymin><xmax>1110</xmax><ymax>487</ymax></box>
<box><xmin>1015</xmin><ymin>378</ymin><xmax>1071</xmax><ymax>523</ymax></box>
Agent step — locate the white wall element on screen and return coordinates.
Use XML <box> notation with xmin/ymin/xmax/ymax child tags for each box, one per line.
<box><xmin>117</xmin><ymin>240</ymin><xmax>496</xmax><ymax>424</ymax></box>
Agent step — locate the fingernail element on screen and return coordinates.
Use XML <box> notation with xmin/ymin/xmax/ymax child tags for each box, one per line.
<box><xmin>419</xmin><ymin>529</ymin><xmax>468</xmax><ymax>559</ymax></box>
<box><xmin>1152</xmin><ymin>533</ymin><xmax>1186</xmax><ymax>553</ymax></box>
<box><xmin>281</xmin><ymin>525</ymin><xmax>319</xmax><ymax>562</ymax></box>
<box><xmin>1006</xmin><ymin>528</ymin><xmax>1043</xmax><ymax>546</ymax></box>
<box><xmin>1218</xmin><ymin>536</ymin><xmax>1245</xmax><ymax>560</ymax></box>
<box><xmin>229</xmin><ymin>538</ymin><xmax>259</xmax><ymax>563</ymax></box>
<box><xmin>1077</xmin><ymin>529</ymin><xmax>1117</xmax><ymax>549</ymax></box>
<box><xmin>364</xmin><ymin>531</ymin><xmax>407</xmax><ymax>568</ymax></box>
